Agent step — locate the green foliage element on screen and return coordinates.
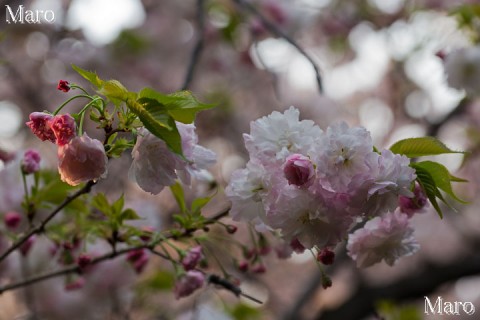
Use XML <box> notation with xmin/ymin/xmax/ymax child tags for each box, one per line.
<box><xmin>411</xmin><ymin>164</ymin><xmax>445</xmax><ymax>218</ymax></box>
<box><xmin>72</xmin><ymin>64</ymin><xmax>104</xmax><ymax>89</ymax></box>
<box><xmin>72</xmin><ymin>65</ymin><xmax>216</xmax><ymax>157</ymax></box>
<box><xmin>29</xmin><ymin>171</ymin><xmax>76</xmax><ymax>209</ymax></box>
<box><xmin>376</xmin><ymin>300</ymin><xmax>422</xmax><ymax>320</ymax></box>
<box><xmin>105</xmin><ymin>133</ymin><xmax>134</xmax><ymax>158</ymax></box>
<box><xmin>411</xmin><ymin>161</ymin><xmax>468</xmax><ymax>218</ymax></box>
<box><xmin>450</xmin><ymin>4</ymin><xmax>480</xmax><ymax>42</ymax></box>
<box><xmin>91</xmin><ymin>194</ymin><xmax>140</xmax><ymax>230</ymax></box>
<box><xmin>413</xmin><ymin>161</ymin><xmax>467</xmax><ymax>204</ymax></box>
<box><xmin>228</xmin><ymin>303</ymin><xmax>262</xmax><ymax>320</ymax></box>
<box><xmin>389</xmin><ymin>137</ymin><xmax>463</xmax><ymax>158</ymax></box>
<box><xmin>138</xmin><ymin>88</ymin><xmax>215</xmax><ymax>124</ymax></box>
<box><xmin>139</xmin><ymin>270</ymin><xmax>175</xmax><ymax>292</ymax></box>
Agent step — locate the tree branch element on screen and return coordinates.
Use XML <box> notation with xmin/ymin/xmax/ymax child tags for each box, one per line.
<box><xmin>232</xmin><ymin>0</ymin><xmax>323</xmax><ymax>93</ymax></box>
<box><xmin>181</xmin><ymin>0</ymin><xmax>206</xmax><ymax>91</ymax></box>
<box><xmin>316</xmin><ymin>253</ymin><xmax>480</xmax><ymax>320</ymax></box>
<box><xmin>0</xmin><ymin>207</ymin><xmax>231</xmax><ymax>295</ymax></box>
<box><xmin>0</xmin><ymin>180</ymin><xmax>96</xmax><ymax>264</ymax></box>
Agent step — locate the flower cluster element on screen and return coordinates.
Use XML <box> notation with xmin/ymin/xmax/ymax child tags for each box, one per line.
<box><xmin>226</xmin><ymin>107</ymin><xmax>422</xmax><ymax>267</ymax></box>
<box><xmin>26</xmin><ymin>112</ymin><xmax>108</xmax><ymax>186</ymax></box>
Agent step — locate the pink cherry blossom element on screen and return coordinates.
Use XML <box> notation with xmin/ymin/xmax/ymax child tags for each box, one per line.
<box><xmin>49</xmin><ymin>114</ymin><xmax>77</xmax><ymax>146</ymax></box>
<box><xmin>26</xmin><ymin>112</ymin><xmax>56</xmax><ymax>143</ymax></box>
<box><xmin>174</xmin><ymin>270</ymin><xmax>205</xmax><ymax>299</ymax></box>
<box><xmin>243</xmin><ymin>106</ymin><xmax>323</xmax><ymax>164</ymax></box>
<box><xmin>347</xmin><ymin>211</ymin><xmax>419</xmax><ymax>268</ymax></box>
<box><xmin>57</xmin><ymin>134</ymin><xmax>108</xmax><ymax>186</ymax></box>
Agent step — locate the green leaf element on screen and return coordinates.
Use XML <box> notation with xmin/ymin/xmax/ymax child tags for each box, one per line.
<box><xmin>390</xmin><ymin>137</ymin><xmax>464</xmax><ymax>158</ymax></box>
<box><xmin>191</xmin><ymin>196</ymin><xmax>212</xmax><ymax>215</ymax></box>
<box><xmin>91</xmin><ymin>193</ymin><xmax>111</xmax><ymax>215</ymax></box>
<box><xmin>138</xmin><ymin>88</ymin><xmax>215</xmax><ymax>124</ymax></box>
<box><xmin>107</xmin><ymin>137</ymin><xmax>134</xmax><ymax>158</ymax></box>
<box><xmin>170</xmin><ymin>182</ymin><xmax>187</xmax><ymax>214</ymax></box>
<box><xmin>98</xmin><ymin>80</ymin><xmax>129</xmax><ymax>105</ymax></box>
<box><xmin>112</xmin><ymin>194</ymin><xmax>125</xmax><ymax>216</ymax></box>
<box><xmin>413</xmin><ymin>161</ymin><xmax>468</xmax><ymax>204</ymax></box>
<box><xmin>411</xmin><ymin>164</ymin><xmax>444</xmax><ymax>218</ymax></box>
<box><xmin>140</xmin><ymin>270</ymin><xmax>175</xmax><ymax>291</ymax></box>
<box><xmin>126</xmin><ymin>97</ymin><xmax>183</xmax><ymax>155</ymax></box>
<box><xmin>120</xmin><ymin>208</ymin><xmax>140</xmax><ymax>221</ymax></box>
<box><xmin>229</xmin><ymin>303</ymin><xmax>262</xmax><ymax>320</ymax></box>
<box><xmin>72</xmin><ymin>64</ymin><xmax>104</xmax><ymax>88</ymax></box>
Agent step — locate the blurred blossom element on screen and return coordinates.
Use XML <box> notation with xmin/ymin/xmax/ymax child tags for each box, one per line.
<box><xmin>4</xmin><ymin>211</ymin><xmax>22</xmax><ymax>230</ymax></box>
<box><xmin>21</xmin><ymin>149</ymin><xmax>41</xmax><ymax>174</ymax></box>
<box><xmin>444</xmin><ymin>46</ymin><xmax>480</xmax><ymax>96</ymax></box>
<box><xmin>174</xmin><ymin>270</ymin><xmax>205</xmax><ymax>299</ymax></box>
<box><xmin>182</xmin><ymin>246</ymin><xmax>203</xmax><ymax>271</ymax></box>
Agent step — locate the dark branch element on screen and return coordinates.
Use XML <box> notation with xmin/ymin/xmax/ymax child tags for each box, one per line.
<box><xmin>0</xmin><ymin>207</ymin><xmax>231</xmax><ymax>295</ymax></box>
<box><xmin>232</xmin><ymin>0</ymin><xmax>323</xmax><ymax>93</ymax></box>
<box><xmin>316</xmin><ymin>253</ymin><xmax>480</xmax><ymax>320</ymax></box>
<box><xmin>0</xmin><ymin>180</ymin><xmax>96</xmax><ymax>264</ymax></box>
<box><xmin>181</xmin><ymin>0</ymin><xmax>206</xmax><ymax>91</ymax></box>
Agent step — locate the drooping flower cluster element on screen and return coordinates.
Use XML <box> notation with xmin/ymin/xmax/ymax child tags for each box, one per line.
<box><xmin>129</xmin><ymin>123</ymin><xmax>216</xmax><ymax>195</ymax></box>
<box><xmin>226</xmin><ymin>107</ymin><xmax>421</xmax><ymax>267</ymax></box>
<box><xmin>26</xmin><ymin>112</ymin><xmax>108</xmax><ymax>186</ymax></box>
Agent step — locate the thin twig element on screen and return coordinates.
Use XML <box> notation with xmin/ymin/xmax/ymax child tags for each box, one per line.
<box><xmin>0</xmin><ymin>207</ymin><xmax>231</xmax><ymax>295</ymax></box>
<box><xmin>181</xmin><ymin>0</ymin><xmax>206</xmax><ymax>91</ymax></box>
<box><xmin>0</xmin><ymin>180</ymin><xmax>96</xmax><ymax>264</ymax></box>
<box><xmin>232</xmin><ymin>0</ymin><xmax>323</xmax><ymax>93</ymax></box>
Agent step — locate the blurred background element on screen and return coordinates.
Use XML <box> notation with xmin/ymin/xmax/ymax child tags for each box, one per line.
<box><xmin>1</xmin><ymin>0</ymin><xmax>480</xmax><ymax>319</ymax></box>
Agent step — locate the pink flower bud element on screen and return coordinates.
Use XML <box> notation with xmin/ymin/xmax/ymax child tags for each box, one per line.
<box><xmin>49</xmin><ymin>114</ymin><xmax>76</xmax><ymax>146</ymax></box>
<box><xmin>283</xmin><ymin>154</ymin><xmax>315</xmax><ymax>187</ymax></box>
<box><xmin>399</xmin><ymin>184</ymin><xmax>428</xmax><ymax>218</ymax></box>
<box><xmin>290</xmin><ymin>238</ymin><xmax>306</xmax><ymax>254</ymax></box>
<box><xmin>77</xmin><ymin>254</ymin><xmax>92</xmax><ymax>271</ymax></box>
<box><xmin>21</xmin><ymin>149</ymin><xmax>41</xmax><ymax>174</ymax></box>
<box><xmin>321</xmin><ymin>275</ymin><xmax>332</xmax><ymax>289</ymax></box>
<box><xmin>26</xmin><ymin>112</ymin><xmax>56</xmax><ymax>143</ymax></box>
<box><xmin>264</xmin><ymin>0</ymin><xmax>288</xmax><ymax>25</ymax></box>
<box><xmin>126</xmin><ymin>249</ymin><xmax>149</xmax><ymax>273</ymax></box>
<box><xmin>174</xmin><ymin>270</ymin><xmax>205</xmax><ymax>299</ymax></box>
<box><xmin>19</xmin><ymin>235</ymin><xmax>35</xmax><ymax>256</ymax></box>
<box><xmin>57</xmin><ymin>80</ymin><xmax>70</xmax><ymax>92</ymax></box>
<box><xmin>126</xmin><ymin>249</ymin><xmax>145</xmax><ymax>262</ymax></box>
<box><xmin>226</xmin><ymin>225</ymin><xmax>238</xmax><ymax>234</ymax></box>
<box><xmin>182</xmin><ymin>246</ymin><xmax>203</xmax><ymax>271</ymax></box>
<box><xmin>140</xmin><ymin>226</ymin><xmax>155</xmax><ymax>242</ymax></box>
<box><xmin>65</xmin><ymin>278</ymin><xmax>85</xmax><ymax>291</ymax></box>
<box><xmin>133</xmin><ymin>254</ymin><xmax>149</xmax><ymax>274</ymax></box>
<box><xmin>252</xmin><ymin>263</ymin><xmax>266</xmax><ymax>274</ymax></box>
<box><xmin>4</xmin><ymin>211</ymin><xmax>22</xmax><ymax>230</ymax></box>
<box><xmin>238</xmin><ymin>261</ymin><xmax>249</xmax><ymax>272</ymax></box>
<box><xmin>57</xmin><ymin>134</ymin><xmax>108</xmax><ymax>186</ymax></box>
<box><xmin>317</xmin><ymin>248</ymin><xmax>335</xmax><ymax>265</ymax></box>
